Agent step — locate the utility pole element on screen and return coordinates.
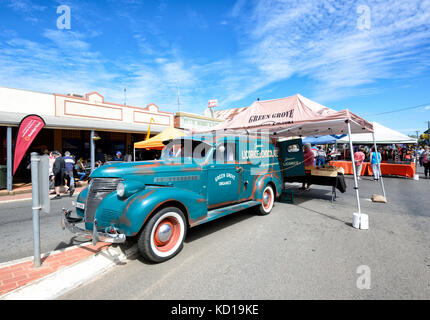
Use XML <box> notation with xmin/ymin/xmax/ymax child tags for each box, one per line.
<box><xmin>428</xmin><ymin>121</ymin><xmax>430</xmax><ymax>145</ymax></box>
<box><xmin>177</xmin><ymin>87</ymin><xmax>181</xmax><ymax>112</ymax></box>
<box><xmin>124</xmin><ymin>88</ymin><xmax>127</xmax><ymax>106</ymax></box>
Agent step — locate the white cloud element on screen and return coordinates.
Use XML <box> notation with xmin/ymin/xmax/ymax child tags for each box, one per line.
<box><xmin>217</xmin><ymin>0</ymin><xmax>430</xmax><ymax>105</ymax></box>
<box><xmin>1</xmin><ymin>0</ymin><xmax>430</xmax><ymax>114</ymax></box>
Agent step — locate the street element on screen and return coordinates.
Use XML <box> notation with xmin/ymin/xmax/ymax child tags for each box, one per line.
<box><xmin>0</xmin><ymin>193</ymin><xmax>87</xmax><ymax>263</ymax></box>
<box><xmin>56</xmin><ymin>169</ymin><xmax>429</xmax><ymax>300</ymax></box>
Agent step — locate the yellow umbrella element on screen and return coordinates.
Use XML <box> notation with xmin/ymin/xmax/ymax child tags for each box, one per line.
<box><xmin>134</xmin><ymin>126</ymin><xmax>186</xmax><ymax>150</ymax></box>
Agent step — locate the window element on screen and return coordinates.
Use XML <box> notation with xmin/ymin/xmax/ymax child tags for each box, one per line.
<box><xmin>161</xmin><ymin>139</ymin><xmax>211</xmax><ymax>161</ymax></box>
<box><xmin>287</xmin><ymin>144</ymin><xmax>300</xmax><ymax>153</ymax></box>
<box><xmin>213</xmin><ymin>142</ymin><xmax>236</xmax><ymax>163</ymax></box>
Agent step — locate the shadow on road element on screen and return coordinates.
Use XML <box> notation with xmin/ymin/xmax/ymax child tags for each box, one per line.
<box><xmin>128</xmin><ymin>207</ymin><xmax>259</xmax><ymax>265</ymax></box>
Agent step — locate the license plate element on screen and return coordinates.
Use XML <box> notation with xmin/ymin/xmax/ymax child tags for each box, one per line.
<box><xmin>73</xmin><ymin>201</ymin><xmax>85</xmax><ymax>210</ymax></box>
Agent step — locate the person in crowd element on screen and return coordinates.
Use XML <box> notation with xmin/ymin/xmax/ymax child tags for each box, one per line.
<box><xmin>112</xmin><ymin>151</ymin><xmax>123</xmax><ymax>161</ymax></box>
<box><xmin>422</xmin><ymin>146</ymin><xmax>430</xmax><ymax>178</ymax></box>
<box><xmin>125</xmin><ymin>153</ymin><xmax>133</xmax><ymax>162</ymax></box>
<box><xmin>316</xmin><ymin>146</ymin><xmax>327</xmax><ymax>167</ymax></box>
<box><xmin>311</xmin><ymin>145</ymin><xmax>318</xmax><ymax>166</ymax></box>
<box><xmin>404</xmin><ymin>149</ymin><xmax>412</xmax><ymax>162</ymax></box>
<box><xmin>95</xmin><ymin>148</ymin><xmax>105</xmax><ymax>164</ymax></box>
<box><xmin>95</xmin><ymin>160</ymin><xmax>103</xmax><ymax>168</ymax></box>
<box><xmin>300</xmin><ymin>143</ymin><xmax>315</xmax><ymax>191</ymax></box>
<box><xmin>48</xmin><ymin>151</ymin><xmax>56</xmax><ymax>193</ymax></box>
<box><xmin>354</xmin><ymin>147</ymin><xmax>366</xmax><ymax>180</ymax></box>
<box><xmin>417</xmin><ymin>146</ymin><xmax>424</xmax><ymax>167</ymax></box>
<box><xmin>75</xmin><ymin>159</ymin><xmax>87</xmax><ymax>181</ymax></box>
<box><xmin>389</xmin><ymin>148</ymin><xmax>394</xmax><ymax>161</ymax></box>
<box><xmin>328</xmin><ymin>146</ymin><xmax>340</xmax><ymax>161</ymax></box>
<box><xmin>63</xmin><ymin>151</ymin><xmax>75</xmax><ymax>196</ymax></box>
<box><xmin>370</xmin><ymin>147</ymin><xmax>382</xmax><ymax>181</ymax></box>
<box><xmin>52</xmin><ymin>151</ymin><xmax>65</xmax><ymax>199</ymax></box>
<box><xmin>394</xmin><ymin>149</ymin><xmax>400</xmax><ymax>163</ymax></box>
<box><xmin>363</xmin><ymin>146</ymin><xmax>370</xmax><ymax>161</ymax></box>
<box><xmin>401</xmin><ymin>147</ymin><xmax>408</xmax><ymax>161</ymax></box>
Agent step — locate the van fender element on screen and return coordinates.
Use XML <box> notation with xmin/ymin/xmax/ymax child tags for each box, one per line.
<box><xmin>121</xmin><ymin>186</ymin><xmax>208</xmax><ymax>236</ymax></box>
<box><xmin>252</xmin><ymin>170</ymin><xmax>282</xmax><ymax>202</ymax></box>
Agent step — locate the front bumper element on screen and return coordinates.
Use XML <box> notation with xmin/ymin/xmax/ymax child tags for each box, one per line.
<box><xmin>61</xmin><ymin>208</ymin><xmax>126</xmax><ymax>246</ymax></box>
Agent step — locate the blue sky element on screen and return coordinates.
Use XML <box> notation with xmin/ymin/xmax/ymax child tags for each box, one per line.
<box><xmin>1</xmin><ymin>0</ymin><xmax>430</xmax><ymax>135</ymax></box>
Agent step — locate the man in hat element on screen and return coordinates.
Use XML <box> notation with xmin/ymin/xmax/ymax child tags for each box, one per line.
<box><xmin>112</xmin><ymin>151</ymin><xmax>123</xmax><ymax>161</ymax></box>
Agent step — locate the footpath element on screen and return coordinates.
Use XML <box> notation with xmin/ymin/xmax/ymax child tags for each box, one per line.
<box><xmin>0</xmin><ymin>181</ymin><xmax>138</xmax><ymax>300</ymax></box>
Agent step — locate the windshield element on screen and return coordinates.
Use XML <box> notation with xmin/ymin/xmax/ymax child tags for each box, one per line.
<box><xmin>161</xmin><ymin>139</ymin><xmax>213</xmax><ymax>162</ymax></box>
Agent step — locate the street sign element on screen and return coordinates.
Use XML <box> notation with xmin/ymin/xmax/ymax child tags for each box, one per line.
<box><xmin>208</xmin><ymin>99</ymin><xmax>218</xmax><ymax>108</ymax></box>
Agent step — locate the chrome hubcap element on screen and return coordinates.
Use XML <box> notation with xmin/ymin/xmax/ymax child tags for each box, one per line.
<box><xmin>157</xmin><ymin>223</ymin><xmax>173</xmax><ymax>243</ymax></box>
<box><xmin>263</xmin><ymin>191</ymin><xmax>270</xmax><ymax>205</ymax></box>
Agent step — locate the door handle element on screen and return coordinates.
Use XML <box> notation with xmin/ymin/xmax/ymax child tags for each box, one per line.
<box><xmin>236</xmin><ymin>167</ymin><xmax>243</xmax><ymax>173</ymax></box>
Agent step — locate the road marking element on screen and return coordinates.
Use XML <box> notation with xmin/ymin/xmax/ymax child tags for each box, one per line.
<box><xmin>0</xmin><ymin>197</ymin><xmax>33</xmax><ymax>204</ymax></box>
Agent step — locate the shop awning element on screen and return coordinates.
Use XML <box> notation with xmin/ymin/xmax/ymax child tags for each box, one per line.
<box><xmin>134</xmin><ymin>126</ymin><xmax>186</xmax><ymax>149</ymax></box>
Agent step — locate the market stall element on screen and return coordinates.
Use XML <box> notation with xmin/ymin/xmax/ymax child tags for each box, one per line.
<box><xmin>283</xmin><ymin>165</ymin><xmax>347</xmax><ymax>203</ymax></box>
<box><xmin>329</xmin><ymin>160</ymin><xmax>415</xmax><ymax>178</ymax></box>
<box><xmin>332</xmin><ymin>122</ymin><xmax>417</xmax><ymax>178</ymax></box>
<box><xmin>201</xmin><ymin>94</ymin><xmax>381</xmax><ymax>228</ymax></box>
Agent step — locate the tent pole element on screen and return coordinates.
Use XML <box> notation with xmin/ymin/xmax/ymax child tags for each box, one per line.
<box><xmin>372</xmin><ymin>132</ymin><xmax>386</xmax><ymax>199</ymax></box>
<box><xmin>347</xmin><ymin>121</ymin><xmax>361</xmax><ymax>215</ymax></box>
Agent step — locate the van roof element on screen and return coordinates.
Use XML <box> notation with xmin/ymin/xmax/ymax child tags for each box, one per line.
<box><xmin>173</xmin><ymin>134</ymin><xmax>271</xmax><ymax>146</ymax></box>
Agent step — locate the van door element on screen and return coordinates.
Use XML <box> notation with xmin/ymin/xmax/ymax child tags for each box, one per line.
<box><xmin>207</xmin><ymin>141</ymin><xmax>242</xmax><ymax>209</ymax></box>
<box><xmin>278</xmin><ymin>138</ymin><xmax>305</xmax><ymax>178</ymax></box>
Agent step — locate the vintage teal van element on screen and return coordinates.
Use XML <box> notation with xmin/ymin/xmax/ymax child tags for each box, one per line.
<box><xmin>62</xmin><ymin>134</ymin><xmax>285</xmax><ymax>262</ymax></box>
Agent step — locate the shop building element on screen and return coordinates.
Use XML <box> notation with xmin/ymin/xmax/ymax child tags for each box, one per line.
<box><xmin>0</xmin><ymin>86</ymin><xmax>174</xmax><ymax>190</ymax></box>
<box><xmin>174</xmin><ymin>111</ymin><xmax>223</xmax><ymax>131</ymax></box>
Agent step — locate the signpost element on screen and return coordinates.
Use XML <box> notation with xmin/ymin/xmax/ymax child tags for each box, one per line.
<box><xmin>30</xmin><ymin>153</ymin><xmax>50</xmax><ymax>267</ymax></box>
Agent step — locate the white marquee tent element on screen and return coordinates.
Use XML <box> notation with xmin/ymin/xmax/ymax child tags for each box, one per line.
<box><xmin>337</xmin><ymin>122</ymin><xmax>417</xmax><ymax>144</ymax></box>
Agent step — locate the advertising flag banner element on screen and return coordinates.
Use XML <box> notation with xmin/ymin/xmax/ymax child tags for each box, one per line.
<box><xmin>13</xmin><ymin>114</ymin><xmax>46</xmax><ymax>175</ymax></box>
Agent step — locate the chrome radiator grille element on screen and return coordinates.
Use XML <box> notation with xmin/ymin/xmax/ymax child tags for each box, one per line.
<box><xmin>85</xmin><ymin>178</ymin><xmax>123</xmax><ymax>222</ymax></box>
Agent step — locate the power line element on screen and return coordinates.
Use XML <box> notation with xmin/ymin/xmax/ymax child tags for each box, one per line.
<box><xmin>365</xmin><ymin>102</ymin><xmax>430</xmax><ymax>116</ymax></box>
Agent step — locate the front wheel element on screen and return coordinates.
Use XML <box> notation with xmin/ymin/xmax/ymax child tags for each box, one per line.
<box><xmin>256</xmin><ymin>184</ymin><xmax>275</xmax><ymax>215</ymax></box>
<box><xmin>138</xmin><ymin>207</ymin><xmax>187</xmax><ymax>263</ymax></box>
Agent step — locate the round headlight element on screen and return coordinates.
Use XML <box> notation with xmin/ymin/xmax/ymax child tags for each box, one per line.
<box><xmin>117</xmin><ymin>182</ymin><xmax>125</xmax><ymax>197</ymax></box>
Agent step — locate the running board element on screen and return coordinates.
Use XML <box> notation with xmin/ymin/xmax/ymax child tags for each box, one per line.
<box><xmin>192</xmin><ymin>200</ymin><xmax>260</xmax><ymax>227</ymax></box>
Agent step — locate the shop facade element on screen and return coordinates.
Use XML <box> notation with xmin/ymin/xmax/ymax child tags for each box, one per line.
<box><xmin>0</xmin><ymin>87</ymin><xmax>174</xmax><ymax>190</ymax></box>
